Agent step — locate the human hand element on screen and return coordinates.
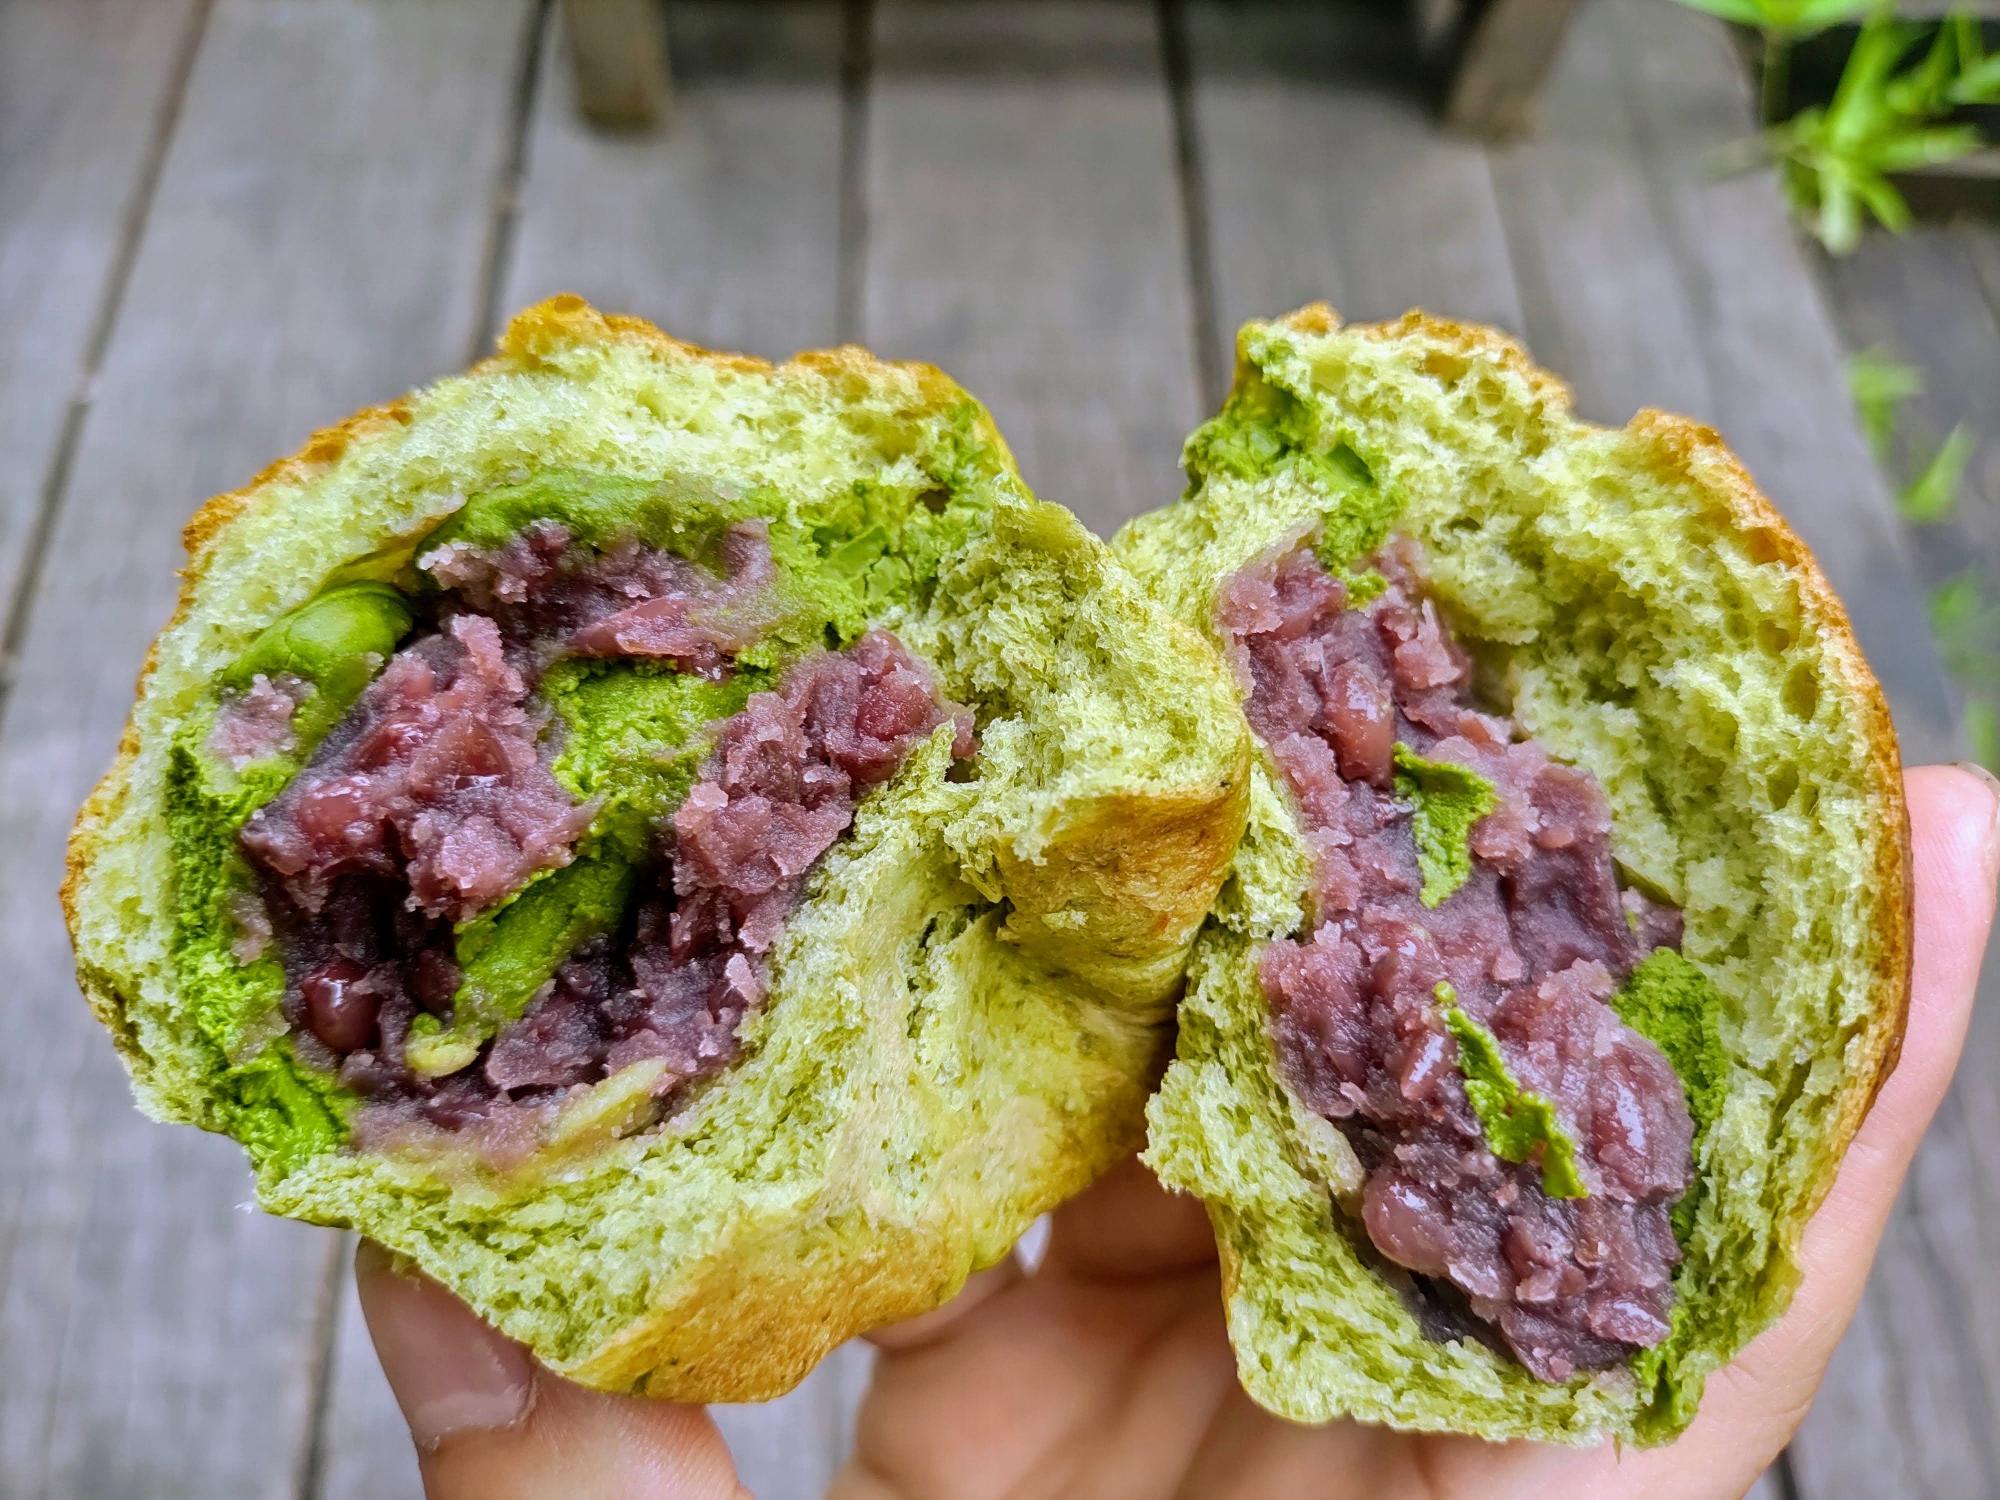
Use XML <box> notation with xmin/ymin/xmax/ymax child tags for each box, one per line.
<box><xmin>358</xmin><ymin>765</ymin><xmax>1998</xmax><ymax>1500</ymax></box>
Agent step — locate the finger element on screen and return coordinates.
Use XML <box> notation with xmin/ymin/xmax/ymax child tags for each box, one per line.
<box><xmin>1039</xmin><ymin>1155</ymin><xmax>1218</xmax><ymax>1281</ymax></box>
<box><xmin>1544</xmin><ymin>763</ymin><xmax>2000</xmax><ymax>1499</ymax></box>
<box><xmin>356</xmin><ymin>1241</ymin><xmax>748</xmax><ymax>1500</ymax></box>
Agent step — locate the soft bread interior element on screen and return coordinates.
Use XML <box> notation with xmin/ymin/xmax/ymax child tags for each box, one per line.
<box><xmin>1115</xmin><ymin>307</ymin><xmax>1907</xmax><ymax>1443</ymax></box>
<box><xmin>65</xmin><ymin>296</ymin><xmax>1248</xmax><ymax>1398</ymax></box>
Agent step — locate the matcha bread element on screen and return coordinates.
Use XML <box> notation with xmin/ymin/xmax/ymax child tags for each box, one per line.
<box><xmin>1115</xmin><ymin>306</ymin><xmax>1907</xmax><ymax>1445</ymax></box>
<box><xmin>63</xmin><ymin>295</ymin><xmax>1249</xmax><ymax>1400</ymax></box>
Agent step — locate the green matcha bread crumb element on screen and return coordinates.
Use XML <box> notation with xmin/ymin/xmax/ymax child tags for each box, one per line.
<box><xmin>63</xmin><ymin>296</ymin><xmax>1250</xmax><ymax>1401</ymax></box>
<box><xmin>1119</xmin><ymin>305</ymin><xmax>1908</xmax><ymax>1445</ymax></box>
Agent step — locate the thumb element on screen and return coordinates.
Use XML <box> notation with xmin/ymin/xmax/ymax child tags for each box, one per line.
<box><xmin>356</xmin><ymin>1240</ymin><xmax>748</xmax><ymax>1500</ymax></box>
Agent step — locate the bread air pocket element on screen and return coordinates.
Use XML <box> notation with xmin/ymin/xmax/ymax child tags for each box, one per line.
<box><xmin>63</xmin><ymin>296</ymin><xmax>1248</xmax><ymax>1402</ymax></box>
<box><xmin>1116</xmin><ymin>306</ymin><xmax>1907</xmax><ymax>1446</ymax></box>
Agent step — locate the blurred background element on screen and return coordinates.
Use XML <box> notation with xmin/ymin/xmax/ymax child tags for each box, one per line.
<box><xmin>2</xmin><ymin>0</ymin><xmax>1996</xmax><ymax>1495</ymax></box>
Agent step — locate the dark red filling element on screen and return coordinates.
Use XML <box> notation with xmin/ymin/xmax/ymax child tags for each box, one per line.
<box><xmin>420</xmin><ymin>518</ymin><xmax>785</xmax><ymax>678</ymax></box>
<box><xmin>1216</xmin><ymin>538</ymin><xmax>1694</xmax><ymax>1383</ymax></box>
<box><xmin>240</xmin><ymin>615</ymin><xmax>596</xmax><ymax>924</ymax></box>
<box><xmin>234</xmin><ymin>523</ymin><xmax>970</xmax><ymax>1147</ymax></box>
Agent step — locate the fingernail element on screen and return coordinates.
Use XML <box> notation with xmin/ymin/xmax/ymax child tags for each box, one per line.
<box><xmin>354</xmin><ymin>1240</ymin><xmax>535</xmax><ymax>1450</ymax></box>
<box><xmin>1958</xmin><ymin>762</ymin><xmax>2000</xmax><ymax>866</ymax></box>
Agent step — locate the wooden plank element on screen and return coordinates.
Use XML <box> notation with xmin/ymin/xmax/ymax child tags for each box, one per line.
<box><xmin>0</xmin><ymin>3</ymin><xmax>531</xmax><ymax>1496</ymax></box>
<box><xmin>307</xmin><ymin>7</ymin><xmax>855</xmax><ymax>1495</ymax></box>
<box><xmin>1483</xmin><ymin>1</ymin><xmax>1718</xmax><ymax>427</ymax></box>
<box><xmin>1816</xmin><ymin>225</ymin><xmax>2000</xmax><ymax>576</ymax></box>
<box><xmin>1788</xmin><ymin>1071</ymin><xmax>2000</xmax><ymax>1499</ymax></box>
<box><xmin>559</xmin><ymin>0</ymin><xmax>670</xmax><ymax>129</ymax></box>
<box><xmin>503</xmin><ymin>0</ymin><xmax>846</xmax><ymax>356</ymax></box>
<box><xmin>314</xmin><ymin>1249</ymin><xmax>423</xmax><ymax>1500</ymax></box>
<box><xmin>1443</xmin><ymin>0</ymin><xmax>1584</xmax><ymax>139</ymax></box>
<box><xmin>863</xmin><ymin>0</ymin><xmax>1203</xmax><ymax>536</ymax></box>
<box><xmin>1965</xmin><ymin>219</ymin><xmax>2000</xmax><ymax>320</ymax></box>
<box><xmin>1184</xmin><ymin>0</ymin><xmax>1525</xmax><ymax>379</ymax></box>
<box><xmin>0</xmin><ymin>0</ymin><xmax>206</xmax><ymax>657</ymax></box>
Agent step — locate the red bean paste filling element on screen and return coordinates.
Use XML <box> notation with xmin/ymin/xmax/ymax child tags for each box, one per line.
<box><xmin>1216</xmin><ymin>537</ymin><xmax>1695</xmax><ymax>1383</ymax></box>
<box><xmin>235</xmin><ymin>520</ymin><xmax>972</xmax><ymax>1144</ymax></box>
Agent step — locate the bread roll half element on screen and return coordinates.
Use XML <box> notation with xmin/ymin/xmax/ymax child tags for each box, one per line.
<box><xmin>63</xmin><ymin>296</ymin><xmax>1249</xmax><ymax>1400</ymax></box>
<box><xmin>1116</xmin><ymin>306</ymin><xmax>1907</xmax><ymax>1444</ymax></box>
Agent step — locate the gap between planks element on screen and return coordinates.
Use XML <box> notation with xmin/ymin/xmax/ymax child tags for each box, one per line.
<box><xmin>0</xmin><ymin>0</ymin><xmax>212</xmax><ymax>744</ymax></box>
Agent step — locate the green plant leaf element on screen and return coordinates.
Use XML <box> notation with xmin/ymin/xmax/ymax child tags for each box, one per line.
<box><xmin>1846</xmin><ymin>348</ymin><xmax>1923</xmax><ymax>459</ymax></box>
<box><xmin>1669</xmin><ymin>0</ymin><xmax>1871</xmax><ymax>37</ymax></box>
<box><xmin>1887</xmin><ymin>14</ymin><xmax>1963</xmax><ymax>114</ymax></box>
<box><xmin>1930</xmin><ymin>571</ymin><xmax>2000</xmax><ymax>684</ymax></box>
<box><xmin>1825</xmin><ymin>15</ymin><xmax>1924</xmax><ymax>145</ymax></box>
<box><xmin>1899</xmin><ymin>425</ymin><xmax>1974</xmax><ymax>523</ymax></box>
<box><xmin>1670</xmin><ymin>0</ymin><xmax>1779</xmax><ymax>24</ymax></box>
<box><xmin>1951</xmin><ymin>53</ymin><xmax>2000</xmax><ymax>105</ymax></box>
<box><xmin>1791</xmin><ymin>0</ymin><xmax>1874</xmax><ymax>28</ymax></box>
<box><xmin>1871</xmin><ymin>121</ymin><xmax>1985</xmax><ymax>170</ymax></box>
<box><xmin>1813</xmin><ymin>167</ymin><xmax>1869</xmax><ymax>252</ymax></box>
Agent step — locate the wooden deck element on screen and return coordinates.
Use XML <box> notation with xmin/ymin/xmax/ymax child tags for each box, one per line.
<box><xmin>0</xmin><ymin>2</ymin><xmax>1989</xmax><ymax>1496</ymax></box>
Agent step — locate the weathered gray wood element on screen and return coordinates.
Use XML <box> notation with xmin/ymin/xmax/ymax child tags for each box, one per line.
<box><xmin>1817</xmin><ymin>225</ymin><xmax>2000</xmax><ymax>571</ymax></box>
<box><xmin>864</xmin><ymin>0</ymin><xmax>1203</xmax><ymax>536</ymax></box>
<box><xmin>1185</xmin><ymin>0</ymin><xmax>1525</xmax><ymax>371</ymax></box>
<box><xmin>0</xmin><ymin>0</ymin><xmax>206</xmax><ymax>651</ymax></box>
<box><xmin>1443</xmin><ymin>0</ymin><xmax>1584</xmax><ymax>139</ymax></box>
<box><xmin>504</xmin><ymin>0</ymin><xmax>846</xmax><ymax>355</ymax></box>
<box><xmin>314</xmin><ymin>1248</ymin><xmax>423</xmax><ymax>1500</ymax></box>
<box><xmin>1483</xmin><ymin>1</ymin><xmax>1717</xmax><ymax>426</ymax></box>
<box><xmin>0</xmin><ymin>3</ymin><xmax>530</xmax><ymax>1496</ymax></box>
<box><xmin>560</xmin><ymin>0</ymin><xmax>671</xmax><ymax>129</ymax></box>
<box><xmin>1965</xmin><ymin>219</ymin><xmax>2000</xmax><ymax>321</ymax></box>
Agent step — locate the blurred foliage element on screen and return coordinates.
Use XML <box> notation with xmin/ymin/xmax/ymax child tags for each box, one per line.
<box><xmin>1899</xmin><ymin>424</ymin><xmax>1976</xmax><ymax>523</ymax></box>
<box><xmin>1930</xmin><ymin>573</ymin><xmax>2000</xmax><ymax>769</ymax></box>
<box><xmin>1675</xmin><ymin>0</ymin><xmax>1871</xmax><ymax>40</ymax></box>
<box><xmin>1678</xmin><ymin>4</ymin><xmax>2000</xmax><ymax>253</ymax></box>
<box><xmin>1846</xmin><ymin>348</ymin><xmax>1997</xmax><ymax>771</ymax></box>
<box><xmin>1847</xmin><ymin>348</ymin><xmax>1926</xmax><ymax>461</ymax></box>
<box><xmin>1845</xmin><ymin>349</ymin><xmax>1973</xmax><ymax>523</ymax></box>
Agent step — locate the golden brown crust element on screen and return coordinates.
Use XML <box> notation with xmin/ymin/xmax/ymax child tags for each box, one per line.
<box><xmin>1277</xmin><ymin>302</ymin><xmax>1913</xmax><ymax>1253</ymax></box>
<box><xmin>999</xmin><ymin>758</ymin><xmax>1253</xmax><ymax>1000</ymax></box>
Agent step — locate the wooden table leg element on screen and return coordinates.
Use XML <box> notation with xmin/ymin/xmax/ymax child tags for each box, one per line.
<box><xmin>1442</xmin><ymin>0</ymin><xmax>1583</xmax><ymax>139</ymax></box>
<box><xmin>561</xmin><ymin>0</ymin><xmax>670</xmax><ymax>129</ymax></box>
